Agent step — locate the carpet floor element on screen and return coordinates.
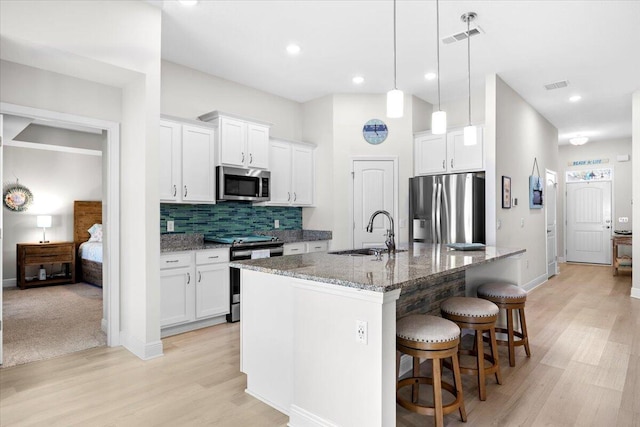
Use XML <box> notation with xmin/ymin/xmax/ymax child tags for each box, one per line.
<box><xmin>2</xmin><ymin>283</ymin><xmax>106</xmax><ymax>368</ymax></box>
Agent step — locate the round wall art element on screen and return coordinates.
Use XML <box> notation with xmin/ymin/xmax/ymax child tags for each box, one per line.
<box><xmin>3</xmin><ymin>182</ymin><xmax>34</xmax><ymax>212</ymax></box>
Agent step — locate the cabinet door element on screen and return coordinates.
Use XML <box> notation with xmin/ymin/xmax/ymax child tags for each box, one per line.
<box><xmin>284</xmin><ymin>242</ymin><xmax>306</xmax><ymax>255</ymax></box>
<box><xmin>268</xmin><ymin>140</ymin><xmax>293</xmax><ymax>205</ymax></box>
<box><xmin>247</xmin><ymin>124</ymin><xmax>269</xmax><ymax>169</ymax></box>
<box><xmin>195</xmin><ymin>263</ymin><xmax>230</xmax><ymax>319</ymax></box>
<box><xmin>182</xmin><ymin>125</ymin><xmax>215</xmax><ymax>202</ymax></box>
<box><xmin>306</xmin><ymin>241</ymin><xmax>329</xmax><ymax>253</ymax></box>
<box><xmin>415</xmin><ymin>134</ymin><xmax>447</xmax><ymax>175</ymax></box>
<box><xmin>291</xmin><ymin>144</ymin><xmax>314</xmax><ymax>206</ymax></box>
<box><xmin>160</xmin><ymin>266</ymin><xmax>194</xmax><ymax>327</ymax></box>
<box><xmin>447</xmin><ymin>128</ymin><xmax>483</xmax><ymax>172</ymax></box>
<box><xmin>219</xmin><ymin>117</ymin><xmax>246</xmax><ymax>166</ymax></box>
<box><xmin>159</xmin><ymin>120</ymin><xmax>180</xmax><ymax>201</ymax></box>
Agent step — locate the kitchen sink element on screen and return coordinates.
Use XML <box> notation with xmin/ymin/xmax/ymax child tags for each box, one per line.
<box><xmin>329</xmin><ymin>248</ymin><xmax>407</xmax><ymax>257</ymax></box>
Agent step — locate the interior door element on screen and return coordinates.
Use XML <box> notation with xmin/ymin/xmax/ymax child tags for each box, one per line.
<box><xmin>352</xmin><ymin>159</ymin><xmax>395</xmax><ymax>248</ymax></box>
<box><xmin>546</xmin><ymin>170</ymin><xmax>558</xmax><ymax>277</ymax></box>
<box><xmin>1</xmin><ymin>113</ymin><xmax>4</xmax><ymax>364</ymax></box>
<box><xmin>566</xmin><ymin>181</ymin><xmax>612</xmax><ymax>264</ymax></box>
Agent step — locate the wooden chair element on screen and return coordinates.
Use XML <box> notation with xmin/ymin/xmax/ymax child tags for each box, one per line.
<box><xmin>441</xmin><ymin>297</ymin><xmax>502</xmax><ymax>401</ymax></box>
<box><xmin>396</xmin><ymin>314</ymin><xmax>467</xmax><ymax>427</ymax></box>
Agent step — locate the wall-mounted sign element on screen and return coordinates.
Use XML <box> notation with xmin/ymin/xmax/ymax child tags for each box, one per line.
<box><xmin>567</xmin><ymin>158</ymin><xmax>609</xmax><ymax>167</ymax></box>
<box><xmin>566</xmin><ymin>168</ymin><xmax>612</xmax><ymax>182</ymax></box>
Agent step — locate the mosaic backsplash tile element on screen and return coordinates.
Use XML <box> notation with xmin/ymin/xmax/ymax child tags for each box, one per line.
<box><xmin>160</xmin><ymin>202</ymin><xmax>302</xmax><ymax>236</ymax></box>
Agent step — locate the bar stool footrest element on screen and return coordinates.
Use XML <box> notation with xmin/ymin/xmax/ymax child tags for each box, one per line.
<box><xmin>397</xmin><ymin>377</ymin><xmax>464</xmax><ymax>417</ymax></box>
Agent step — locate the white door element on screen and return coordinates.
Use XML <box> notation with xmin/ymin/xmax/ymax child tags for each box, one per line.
<box><xmin>220</xmin><ymin>117</ymin><xmax>246</xmax><ymax>167</ymax></box>
<box><xmin>353</xmin><ymin>159</ymin><xmax>396</xmax><ymax>249</ymax></box>
<box><xmin>160</xmin><ymin>267</ymin><xmax>194</xmax><ymax>327</ymax></box>
<box><xmin>414</xmin><ymin>134</ymin><xmax>446</xmax><ymax>175</ymax></box>
<box><xmin>246</xmin><ymin>124</ymin><xmax>269</xmax><ymax>169</ymax></box>
<box><xmin>269</xmin><ymin>140</ymin><xmax>292</xmax><ymax>205</ymax></box>
<box><xmin>447</xmin><ymin>128</ymin><xmax>484</xmax><ymax>172</ymax></box>
<box><xmin>291</xmin><ymin>144</ymin><xmax>314</xmax><ymax>206</ymax></box>
<box><xmin>182</xmin><ymin>125</ymin><xmax>215</xmax><ymax>202</ymax></box>
<box><xmin>566</xmin><ymin>181</ymin><xmax>612</xmax><ymax>264</ymax></box>
<box><xmin>159</xmin><ymin>120</ymin><xmax>180</xmax><ymax>201</ymax></box>
<box><xmin>1</xmin><ymin>114</ymin><xmax>4</xmax><ymax>364</ymax></box>
<box><xmin>546</xmin><ymin>170</ymin><xmax>558</xmax><ymax>277</ymax></box>
<box><xmin>195</xmin><ymin>264</ymin><xmax>230</xmax><ymax>319</ymax></box>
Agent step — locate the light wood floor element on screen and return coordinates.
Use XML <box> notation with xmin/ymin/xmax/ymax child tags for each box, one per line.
<box><xmin>0</xmin><ymin>264</ymin><xmax>637</xmax><ymax>426</ymax></box>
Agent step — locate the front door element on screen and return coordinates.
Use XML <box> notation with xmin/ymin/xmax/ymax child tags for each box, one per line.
<box><xmin>566</xmin><ymin>181</ymin><xmax>612</xmax><ymax>264</ymax></box>
<box><xmin>352</xmin><ymin>159</ymin><xmax>396</xmax><ymax>249</ymax></box>
<box><xmin>546</xmin><ymin>170</ymin><xmax>558</xmax><ymax>277</ymax></box>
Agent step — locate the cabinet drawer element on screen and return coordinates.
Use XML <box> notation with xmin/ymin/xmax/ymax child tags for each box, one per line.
<box><xmin>22</xmin><ymin>245</ymin><xmax>73</xmax><ymax>264</ymax></box>
<box><xmin>160</xmin><ymin>252</ymin><xmax>193</xmax><ymax>269</ymax></box>
<box><xmin>306</xmin><ymin>241</ymin><xmax>328</xmax><ymax>253</ymax></box>
<box><xmin>196</xmin><ymin>248</ymin><xmax>230</xmax><ymax>265</ymax></box>
<box><xmin>284</xmin><ymin>242</ymin><xmax>306</xmax><ymax>255</ymax></box>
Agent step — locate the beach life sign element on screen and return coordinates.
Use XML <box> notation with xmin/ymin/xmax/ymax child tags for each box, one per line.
<box><xmin>567</xmin><ymin>158</ymin><xmax>609</xmax><ymax>167</ymax></box>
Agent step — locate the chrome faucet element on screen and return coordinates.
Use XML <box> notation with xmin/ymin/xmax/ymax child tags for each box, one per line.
<box><xmin>366</xmin><ymin>210</ymin><xmax>396</xmax><ymax>254</ymax></box>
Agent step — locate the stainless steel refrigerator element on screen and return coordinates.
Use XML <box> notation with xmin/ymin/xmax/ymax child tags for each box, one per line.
<box><xmin>409</xmin><ymin>173</ymin><xmax>485</xmax><ymax>244</ymax></box>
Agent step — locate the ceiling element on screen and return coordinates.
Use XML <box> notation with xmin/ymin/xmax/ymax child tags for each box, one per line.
<box><xmin>160</xmin><ymin>1</ymin><xmax>640</xmax><ymax>145</ymax></box>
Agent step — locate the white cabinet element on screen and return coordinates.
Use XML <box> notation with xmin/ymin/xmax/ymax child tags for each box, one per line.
<box><xmin>268</xmin><ymin>139</ymin><xmax>315</xmax><ymax>206</ymax></box>
<box><xmin>199</xmin><ymin>112</ymin><xmax>270</xmax><ymax>169</ymax></box>
<box><xmin>414</xmin><ymin>127</ymin><xmax>483</xmax><ymax>176</ymax></box>
<box><xmin>159</xmin><ymin>118</ymin><xmax>215</xmax><ymax>203</ymax></box>
<box><xmin>284</xmin><ymin>240</ymin><xmax>331</xmax><ymax>255</ymax></box>
<box><xmin>283</xmin><ymin>242</ymin><xmax>306</xmax><ymax>255</ymax></box>
<box><xmin>160</xmin><ymin>248</ymin><xmax>229</xmax><ymax>332</ymax></box>
<box><xmin>306</xmin><ymin>241</ymin><xmax>329</xmax><ymax>253</ymax></box>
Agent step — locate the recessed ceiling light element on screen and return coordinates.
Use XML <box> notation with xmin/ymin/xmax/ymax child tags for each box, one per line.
<box><xmin>569</xmin><ymin>136</ymin><xmax>588</xmax><ymax>145</ymax></box>
<box><xmin>352</xmin><ymin>76</ymin><xmax>364</xmax><ymax>85</ymax></box>
<box><xmin>424</xmin><ymin>72</ymin><xmax>437</xmax><ymax>80</ymax></box>
<box><xmin>178</xmin><ymin>0</ymin><xmax>198</xmax><ymax>6</ymax></box>
<box><xmin>569</xmin><ymin>95</ymin><xmax>582</xmax><ymax>102</ymax></box>
<box><xmin>286</xmin><ymin>44</ymin><xmax>301</xmax><ymax>55</ymax></box>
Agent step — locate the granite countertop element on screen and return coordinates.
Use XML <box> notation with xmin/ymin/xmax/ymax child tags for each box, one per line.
<box><xmin>230</xmin><ymin>243</ymin><xmax>525</xmax><ymax>293</ymax></box>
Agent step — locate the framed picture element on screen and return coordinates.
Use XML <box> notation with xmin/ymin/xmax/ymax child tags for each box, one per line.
<box><xmin>529</xmin><ymin>175</ymin><xmax>543</xmax><ymax>209</ymax></box>
<box><xmin>502</xmin><ymin>176</ymin><xmax>511</xmax><ymax>209</ymax></box>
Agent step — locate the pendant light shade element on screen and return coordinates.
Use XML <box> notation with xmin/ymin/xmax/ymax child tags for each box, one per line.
<box><xmin>462</xmin><ymin>12</ymin><xmax>477</xmax><ymax>146</ymax></box>
<box><xmin>387</xmin><ymin>0</ymin><xmax>403</xmax><ymax>118</ymax></box>
<box><xmin>387</xmin><ymin>89</ymin><xmax>404</xmax><ymax>118</ymax></box>
<box><xmin>432</xmin><ymin>111</ymin><xmax>447</xmax><ymax>134</ymax></box>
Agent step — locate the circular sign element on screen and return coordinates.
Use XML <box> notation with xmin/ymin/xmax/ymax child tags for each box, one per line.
<box><xmin>362</xmin><ymin>119</ymin><xmax>388</xmax><ymax>145</ymax></box>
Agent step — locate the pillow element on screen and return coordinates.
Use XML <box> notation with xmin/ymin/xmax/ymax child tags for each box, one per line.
<box><xmin>88</xmin><ymin>223</ymin><xmax>103</xmax><ymax>242</ymax></box>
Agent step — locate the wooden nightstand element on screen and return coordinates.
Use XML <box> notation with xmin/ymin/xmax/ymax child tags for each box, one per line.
<box><xmin>16</xmin><ymin>242</ymin><xmax>76</xmax><ymax>289</ymax></box>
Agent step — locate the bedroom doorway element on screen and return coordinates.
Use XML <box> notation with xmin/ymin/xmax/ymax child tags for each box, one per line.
<box><xmin>0</xmin><ymin>103</ymin><xmax>120</xmax><ymax>366</ymax></box>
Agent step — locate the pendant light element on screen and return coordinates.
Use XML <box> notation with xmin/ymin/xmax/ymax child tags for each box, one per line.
<box><xmin>462</xmin><ymin>12</ymin><xmax>477</xmax><ymax>146</ymax></box>
<box><xmin>387</xmin><ymin>0</ymin><xmax>404</xmax><ymax>118</ymax></box>
<box><xmin>431</xmin><ymin>0</ymin><xmax>447</xmax><ymax>134</ymax></box>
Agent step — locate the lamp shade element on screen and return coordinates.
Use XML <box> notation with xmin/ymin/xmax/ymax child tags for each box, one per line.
<box><xmin>37</xmin><ymin>215</ymin><xmax>52</xmax><ymax>228</ymax></box>
<box><xmin>432</xmin><ymin>111</ymin><xmax>447</xmax><ymax>134</ymax></box>
<box><xmin>386</xmin><ymin>89</ymin><xmax>404</xmax><ymax>118</ymax></box>
<box><xmin>463</xmin><ymin>125</ymin><xmax>478</xmax><ymax>146</ymax></box>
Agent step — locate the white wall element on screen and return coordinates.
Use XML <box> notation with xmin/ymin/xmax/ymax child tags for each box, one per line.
<box><xmin>440</xmin><ymin>93</ymin><xmax>486</xmax><ymax>129</ymax></box>
<box><xmin>15</xmin><ymin>124</ymin><xmax>104</xmax><ymax>150</ymax></box>
<box><xmin>1</xmin><ymin>0</ymin><xmax>162</xmax><ymax>358</ymax></box>
<box><xmin>3</xmin><ymin>146</ymin><xmax>102</xmax><ymax>283</ymax></box>
<box><xmin>494</xmin><ymin>76</ymin><xmax>559</xmax><ymax>289</ymax></box>
<box><xmin>558</xmin><ymin>138</ymin><xmax>633</xmax><ymax>257</ymax></box>
<box><xmin>161</xmin><ymin>61</ymin><xmax>303</xmax><ymax>141</ymax></box>
<box><xmin>632</xmin><ymin>91</ymin><xmax>639</xmax><ymax>299</ymax></box>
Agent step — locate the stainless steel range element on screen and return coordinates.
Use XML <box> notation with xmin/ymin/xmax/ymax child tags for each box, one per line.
<box><xmin>206</xmin><ymin>235</ymin><xmax>284</xmax><ymax>322</ymax></box>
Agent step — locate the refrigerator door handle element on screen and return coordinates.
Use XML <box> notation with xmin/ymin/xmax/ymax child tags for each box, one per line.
<box><xmin>431</xmin><ymin>180</ymin><xmax>438</xmax><ymax>243</ymax></box>
<box><xmin>442</xmin><ymin>181</ymin><xmax>450</xmax><ymax>244</ymax></box>
<box><xmin>435</xmin><ymin>182</ymin><xmax>442</xmax><ymax>243</ymax></box>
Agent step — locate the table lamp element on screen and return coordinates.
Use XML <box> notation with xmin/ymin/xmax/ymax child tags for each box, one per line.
<box><xmin>37</xmin><ymin>215</ymin><xmax>52</xmax><ymax>243</ymax></box>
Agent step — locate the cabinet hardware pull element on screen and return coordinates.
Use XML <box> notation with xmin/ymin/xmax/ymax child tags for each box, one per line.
<box><xmin>451</xmin><ymin>159</ymin><xmax>454</xmax><ymax>168</ymax></box>
<box><xmin>294</xmin><ymin>192</ymin><xmax>297</xmax><ymax>201</ymax></box>
<box><xmin>249</xmin><ymin>153</ymin><xmax>253</xmax><ymax>164</ymax></box>
<box><xmin>173</xmin><ymin>185</ymin><xmax>177</xmax><ymax>197</ymax></box>
<box><xmin>208</xmin><ymin>256</ymin><xmax>219</xmax><ymax>259</ymax></box>
<box><xmin>242</xmin><ymin>152</ymin><xmax>245</xmax><ymax>163</ymax></box>
<box><xmin>166</xmin><ymin>260</ymin><xmax>179</xmax><ymax>263</ymax></box>
<box><xmin>198</xmin><ymin>271</ymin><xmax>202</xmax><ymax>282</ymax></box>
<box><xmin>187</xmin><ymin>272</ymin><xmax>191</xmax><ymax>284</ymax></box>
<box><xmin>184</xmin><ymin>185</ymin><xmax>188</xmax><ymax>197</ymax></box>
<box><xmin>291</xmin><ymin>248</ymin><xmax>299</xmax><ymax>251</ymax></box>
<box><xmin>442</xmin><ymin>160</ymin><xmax>445</xmax><ymax>169</ymax></box>
<box><xmin>287</xmin><ymin>192</ymin><xmax>291</xmax><ymax>201</ymax></box>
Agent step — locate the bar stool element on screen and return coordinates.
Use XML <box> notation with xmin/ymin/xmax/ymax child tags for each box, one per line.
<box><xmin>441</xmin><ymin>297</ymin><xmax>502</xmax><ymax>401</ymax></box>
<box><xmin>477</xmin><ymin>282</ymin><xmax>531</xmax><ymax>367</ymax></box>
<box><xmin>396</xmin><ymin>314</ymin><xmax>467</xmax><ymax>427</ymax></box>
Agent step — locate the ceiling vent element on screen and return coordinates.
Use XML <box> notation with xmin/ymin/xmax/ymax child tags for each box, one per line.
<box><xmin>544</xmin><ymin>80</ymin><xmax>569</xmax><ymax>90</ymax></box>
<box><xmin>442</xmin><ymin>26</ymin><xmax>483</xmax><ymax>44</ymax></box>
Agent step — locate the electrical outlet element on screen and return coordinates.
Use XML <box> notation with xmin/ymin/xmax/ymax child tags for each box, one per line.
<box><xmin>274</xmin><ymin>219</ymin><xmax>280</xmax><ymax>229</ymax></box>
<box><xmin>356</xmin><ymin>320</ymin><xmax>368</xmax><ymax>344</ymax></box>
<box><xmin>167</xmin><ymin>220</ymin><xmax>174</xmax><ymax>232</ymax></box>
<box><xmin>520</xmin><ymin>218</ymin><xmax>525</xmax><ymax>228</ymax></box>
<box><xmin>619</xmin><ymin>217</ymin><xmax>629</xmax><ymax>223</ymax></box>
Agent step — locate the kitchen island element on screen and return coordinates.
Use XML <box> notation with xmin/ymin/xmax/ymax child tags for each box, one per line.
<box><xmin>231</xmin><ymin>243</ymin><xmax>525</xmax><ymax>427</ymax></box>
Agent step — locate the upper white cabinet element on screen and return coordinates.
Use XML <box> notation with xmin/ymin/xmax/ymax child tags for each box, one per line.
<box><xmin>199</xmin><ymin>111</ymin><xmax>271</xmax><ymax>169</ymax></box>
<box><xmin>160</xmin><ymin>118</ymin><xmax>216</xmax><ymax>203</ymax></box>
<box><xmin>414</xmin><ymin>126</ymin><xmax>484</xmax><ymax>176</ymax></box>
<box><xmin>268</xmin><ymin>139</ymin><xmax>315</xmax><ymax>206</ymax></box>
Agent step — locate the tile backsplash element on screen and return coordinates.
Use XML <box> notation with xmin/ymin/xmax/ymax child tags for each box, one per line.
<box><xmin>160</xmin><ymin>202</ymin><xmax>302</xmax><ymax>236</ymax></box>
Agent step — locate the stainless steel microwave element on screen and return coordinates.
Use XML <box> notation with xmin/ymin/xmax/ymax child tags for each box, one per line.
<box><xmin>216</xmin><ymin>166</ymin><xmax>270</xmax><ymax>202</ymax></box>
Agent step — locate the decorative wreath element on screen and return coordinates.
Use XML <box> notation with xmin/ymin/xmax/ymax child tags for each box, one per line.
<box><xmin>3</xmin><ymin>182</ymin><xmax>34</xmax><ymax>212</ymax></box>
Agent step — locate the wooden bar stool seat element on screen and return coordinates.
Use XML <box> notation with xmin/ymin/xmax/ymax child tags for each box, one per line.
<box><xmin>441</xmin><ymin>297</ymin><xmax>502</xmax><ymax>401</ymax></box>
<box><xmin>477</xmin><ymin>282</ymin><xmax>531</xmax><ymax>367</ymax></box>
<box><xmin>396</xmin><ymin>314</ymin><xmax>467</xmax><ymax>427</ymax></box>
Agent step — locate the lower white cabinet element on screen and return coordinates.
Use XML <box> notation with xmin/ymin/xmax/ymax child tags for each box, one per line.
<box><xmin>160</xmin><ymin>248</ymin><xmax>229</xmax><ymax>332</ymax></box>
<box><xmin>306</xmin><ymin>241</ymin><xmax>329</xmax><ymax>253</ymax></box>
<box><xmin>283</xmin><ymin>242</ymin><xmax>306</xmax><ymax>255</ymax></box>
<box><xmin>284</xmin><ymin>240</ymin><xmax>330</xmax><ymax>255</ymax></box>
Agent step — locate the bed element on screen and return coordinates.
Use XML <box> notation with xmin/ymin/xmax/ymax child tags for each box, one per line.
<box><xmin>74</xmin><ymin>200</ymin><xmax>103</xmax><ymax>287</ymax></box>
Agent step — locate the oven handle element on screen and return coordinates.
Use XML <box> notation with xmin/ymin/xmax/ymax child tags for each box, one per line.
<box><xmin>231</xmin><ymin>247</ymin><xmax>284</xmax><ymax>259</ymax></box>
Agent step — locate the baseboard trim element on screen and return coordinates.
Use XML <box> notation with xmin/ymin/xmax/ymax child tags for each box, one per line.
<box><xmin>289</xmin><ymin>404</ymin><xmax>338</xmax><ymax>427</ymax></box>
<box><xmin>3</xmin><ymin>278</ymin><xmax>17</xmax><ymax>288</ymax></box>
<box><xmin>631</xmin><ymin>287</ymin><xmax>640</xmax><ymax>300</ymax></box>
<box><xmin>101</xmin><ymin>318</ymin><xmax>108</xmax><ymax>334</ymax></box>
<box><xmin>161</xmin><ymin>315</ymin><xmax>227</xmax><ymax>338</ymax></box>
<box><xmin>244</xmin><ymin>388</ymin><xmax>289</xmax><ymax>417</ymax></box>
<box><xmin>121</xmin><ymin>333</ymin><xmax>164</xmax><ymax>360</ymax></box>
<box><xmin>523</xmin><ymin>272</ymin><xmax>548</xmax><ymax>293</ymax></box>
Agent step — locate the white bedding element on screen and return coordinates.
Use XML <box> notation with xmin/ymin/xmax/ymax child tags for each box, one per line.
<box><xmin>78</xmin><ymin>241</ymin><xmax>103</xmax><ymax>263</ymax></box>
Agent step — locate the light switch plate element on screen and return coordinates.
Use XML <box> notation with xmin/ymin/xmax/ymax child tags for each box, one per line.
<box><xmin>167</xmin><ymin>220</ymin><xmax>174</xmax><ymax>232</ymax></box>
<box><xmin>274</xmin><ymin>219</ymin><xmax>280</xmax><ymax>229</ymax></box>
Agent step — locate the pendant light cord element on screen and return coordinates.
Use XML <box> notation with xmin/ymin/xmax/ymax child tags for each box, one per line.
<box><xmin>436</xmin><ymin>0</ymin><xmax>441</xmax><ymax>111</ymax></box>
<box><xmin>393</xmin><ymin>0</ymin><xmax>397</xmax><ymax>90</ymax></box>
<box><xmin>467</xmin><ymin>15</ymin><xmax>471</xmax><ymax>125</ymax></box>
